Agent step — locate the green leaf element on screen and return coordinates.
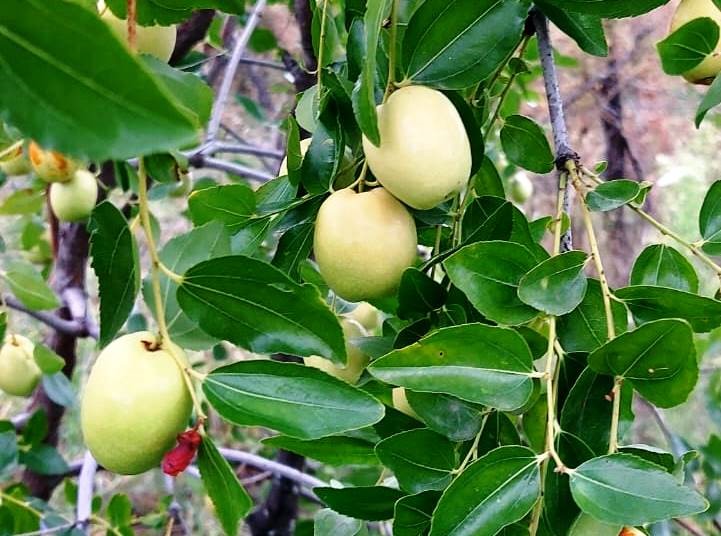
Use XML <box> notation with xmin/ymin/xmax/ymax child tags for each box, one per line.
<box><xmin>375</xmin><ymin>429</ymin><xmax>457</xmax><ymax>493</ymax></box>
<box><xmin>314</xmin><ymin>486</ymin><xmax>405</xmax><ymax>521</ymax></box>
<box><xmin>351</xmin><ymin>0</ymin><xmax>390</xmax><ymax>146</ymax></box>
<box><xmin>518</xmin><ymin>251</ymin><xmax>588</xmax><ymax>316</ymax></box>
<box><xmin>536</xmin><ymin>2</ymin><xmax>608</xmax><ymax>56</ymax></box>
<box><xmin>393</xmin><ymin>491</ymin><xmax>440</xmax><ymax>536</ymax></box>
<box><xmin>586</xmin><ymin>180</ymin><xmax>641</xmax><ymax>212</ymax></box>
<box><xmin>696</xmin><ymin>70</ymin><xmax>721</xmax><ymax>126</ymax></box>
<box><xmin>461</xmin><ymin>196</ymin><xmax>514</xmax><ymax>245</ymax></box>
<box><xmin>0</xmin><ymin>0</ymin><xmax>199</xmax><ymax>161</ymax></box>
<box><xmin>0</xmin><ymin>189</ymin><xmax>44</xmax><ymax>215</ymax></box>
<box><xmin>4</xmin><ymin>261</ymin><xmax>59</xmax><ymax>311</ymax></box>
<box><xmin>474</xmin><ymin>156</ymin><xmax>506</xmax><ymax>197</ymax></box>
<box><xmin>177</xmin><ymin>255</ymin><xmax>346</xmax><ymax>363</ymax></box>
<box><xmin>262</xmin><ymin>435</ymin><xmax>378</xmax><ymax>466</ymax></box>
<box><xmin>0</xmin><ymin>429</ymin><xmax>18</xmax><ymax>472</ymax></box>
<box><xmin>397</xmin><ymin>268</ymin><xmax>447</xmax><ymax>320</ymax></box>
<box><xmin>203</xmin><ymin>360</ymin><xmax>385</xmax><ymax>440</ymax></box>
<box><xmin>615</xmin><ymin>285</ymin><xmax>721</xmax><ymax>333</ymax></box>
<box><xmin>429</xmin><ymin>446</ymin><xmax>541</xmax><ymax>536</ymax></box>
<box><xmin>444</xmin><ymin>241</ymin><xmax>540</xmax><ymax>325</ymax></box>
<box><xmin>301</xmin><ymin>101</ymin><xmax>344</xmax><ymax>194</ymax></box>
<box><xmin>107</xmin><ymin>494</ymin><xmax>132</xmax><ymax>530</ymax></box>
<box><xmin>106</xmin><ymin>0</ymin><xmax>245</xmax><ymax>25</ymax></box>
<box><xmin>588</xmin><ymin>319</ymin><xmax>698</xmax><ymax>408</ymax></box>
<box><xmin>369</xmin><ymin>324</ymin><xmax>537</xmax><ymax>412</ymax></box>
<box><xmin>89</xmin><ymin>202</ymin><xmax>140</xmax><ymax>347</ymax></box>
<box><xmin>197</xmin><ymin>435</ymin><xmax>252</xmax><ymax>536</ymax></box>
<box><xmin>188</xmin><ymin>184</ymin><xmax>256</xmax><ymax>234</ymax></box>
<box><xmin>314</xmin><ymin>508</ymin><xmax>367</xmax><ymax>536</ymax></box>
<box><xmin>557</xmin><ymin>279</ymin><xmax>628</xmax><ymax>353</ymax></box>
<box><xmin>500</xmin><ymin>115</ymin><xmax>555</xmax><ymax>174</ymax></box>
<box><xmin>657</xmin><ymin>18</ymin><xmax>719</xmax><ymax>75</ymax></box>
<box><xmin>32</xmin><ymin>344</ymin><xmax>64</xmax><ymax>374</ymax></box>
<box><xmin>42</xmin><ymin>373</ymin><xmax>76</xmax><ymax>408</ymax></box>
<box><xmin>568</xmin><ymin>514</ymin><xmax>621</xmax><ymax>536</ymax></box>
<box><xmin>143</xmin><ymin>222</ymin><xmax>230</xmax><ymax>351</ymax></box>
<box><xmin>404</xmin><ymin>390</ymin><xmax>486</xmax><ymax>441</ymax></box>
<box><xmin>630</xmin><ymin>244</ymin><xmax>699</xmax><ymax>293</ymax></box>
<box><xmin>443</xmin><ymin>91</ymin><xmax>484</xmax><ymax>175</ymax></box>
<box><xmin>20</xmin><ymin>444</ymin><xmax>69</xmax><ymax>475</ymax></box>
<box><xmin>271</xmin><ymin>222</ymin><xmax>315</xmax><ymax>281</ymax></box>
<box><xmin>402</xmin><ymin>0</ymin><xmax>530</xmax><ymax>89</ymax></box>
<box><xmin>699</xmin><ymin>180</ymin><xmax>721</xmax><ymax>254</ymax></box>
<box><xmin>539</xmin><ymin>0</ymin><xmax>671</xmax><ymax>18</ymax></box>
<box><xmin>569</xmin><ymin>453</ymin><xmax>708</xmax><ymax>525</ymax></box>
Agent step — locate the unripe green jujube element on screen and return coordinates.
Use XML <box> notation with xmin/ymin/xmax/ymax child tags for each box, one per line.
<box><xmin>0</xmin><ymin>335</ymin><xmax>40</xmax><ymax>397</ymax></box>
<box><xmin>49</xmin><ymin>169</ymin><xmax>98</xmax><ymax>222</ymax></box>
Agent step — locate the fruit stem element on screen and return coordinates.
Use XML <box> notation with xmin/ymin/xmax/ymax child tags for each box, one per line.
<box><xmin>451</xmin><ymin>417</ymin><xmax>486</xmax><ymax>475</ymax></box>
<box><xmin>137</xmin><ymin>158</ymin><xmax>207</xmax><ymax>421</ymax></box>
<box><xmin>569</xmin><ymin>161</ymin><xmax>620</xmax><ymax>453</ymax></box>
<box><xmin>126</xmin><ymin>0</ymin><xmax>137</xmax><ymax>52</ymax></box>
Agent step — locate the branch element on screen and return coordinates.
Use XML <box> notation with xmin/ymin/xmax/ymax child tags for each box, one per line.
<box><xmin>4</xmin><ymin>296</ymin><xmax>88</xmax><ymax>337</ymax></box>
<box><xmin>75</xmin><ymin>451</ymin><xmax>97</xmax><ymax>535</ymax></box>
<box><xmin>206</xmin><ymin>0</ymin><xmax>269</xmax><ymax>141</ymax></box>
<box><xmin>169</xmin><ymin>9</ymin><xmax>215</xmax><ymax>66</ymax></box>
<box><xmin>236</xmin><ymin>57</ymin><xmax>287</xmax><ymax>71</ymax></box>
<box><xmin>205</xmin><ymin>141</ymin><xmax>284</xmax><ymax>160</ymax></box>
<box><xmin>188</xmin><ymin>155</ymin><xmax>275</xmax><ymax>182</ymax></box>
<box><xmin>532</xmin><ymin>8</ymin><xmax>574</xmax><ymax>253</ymax></box>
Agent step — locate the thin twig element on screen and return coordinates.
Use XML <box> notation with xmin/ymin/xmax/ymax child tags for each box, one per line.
<box><xmin>237</xmin><ymin>57</ymin><xmax>288</xmax><ymax>71</ymax></box>
<box><xmin>218</xmin><ymin>447</ymin><xmax>327</xmax><ymax>490</ymax></box>
<box><xmin>76</xmin><ymin>451</ymin><xmax>98</xmax><ymax>535</ymax></box>
<box><xmin>204</xmin><ymin>141</ymin><xmax>284</xmax><ymax>159</ymax></box>
<box><xmin>674</xmin><ymin>517</ymin><xmax>708</xmax><ymax>536</ymax></box>
<box><xmin>190</xmin><ymin>155</ymin><xmax>275</xmax><ymax>182</ymax></box>
<box><xmin>4</xmin><ymin>296</ymin><xmax>90</xmax><ymax>338</ymax></box>
<box><xmin>206</xmin><ymin>0</ymin><xmax>268</xmax><ymax>141</ymax></box>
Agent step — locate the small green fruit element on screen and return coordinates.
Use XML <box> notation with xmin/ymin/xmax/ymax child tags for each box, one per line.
<box><xmin>314</xmin><ymin>188</ymin><xmax>417</xmax><ymax>302</ymax></box>
<box><xmin>49</xmin><ymin>169</ymin><xmax>98</xmax><ymax>222</ymax></box>
<box><xmin>80</xmin><ymin>331</ymin><xmax>192</xmax><ymax>475</ymax></box>
<box><xmin>28</xmin><ymin>141</ymin><xmax>79</xmax><ymax>183</ymax></box>
<box><xmin>101</xmin><ymin>9</ymin><xmax>177</xmax><ymax>62</ymax></box>
<box><xmin>670</xmin><ymin>0</ymin><xmax>721</xmax><ymax>84</ymax></box>
<box><xmin>362</xmin><ymin>86</ymin><xmax>471</xmax><ymax>209</ymax></box>
<box><xmin>0</xmin><ymin>335</ymin><xmax>40</xmax><ymax>397</ymax></box>
<box><xmin>304</xmin><ymin>319</ymin><xmax>369</xmax><ymax>383</ymax></box>
<box><xmin>508</xmin><ymin>173</ymin><xmax>533</xmax><ymax>204</ymax></box>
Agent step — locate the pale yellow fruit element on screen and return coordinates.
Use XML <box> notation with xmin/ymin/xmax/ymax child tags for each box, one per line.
<box><xmin>619</xmin><ymin>529</ymin><xmax>645</xmax><ymax>536</ymax></box>
<box><xmin>670</xmin><ymin>0</ymin><xmax>721</xmax><ymax>84</ymax></box>
<box><xmin>81</xmin><ymin>331</ymin><xmax>192</xmax><ymax>475</ymax></box>
<box><xmin>0</xmin><ymin>145</ymin><xmax>31</xmax><ymax>176</ymax></box>
<box><xmin>508</xmin><ymin>173</ymin><xmax>533</xmax><ymax>204</ymax></box>
<box><xmin>361</xmin><ymin>86</ymin><xmax>471</xmax><ymax>209</ymax></box>
<box><xmin>0</xmin><ymin>335</ymin><xmax>40</xmax><ymax>397</ymax></box>
<box><xmin>28</xmin><ymin>141</ymin><xmax>78</xmax><ymax>183</ymax></box>
<box><xmin>314</xmin><ymin>188</ymin><xmax>417</xmax><ymax>302</ymax></box>
<box><xmin>304</xmin><ymin>319</ymin><xmax>369</xmax><ymax>383</ymax></box>
<box><xmin>101</xmin><ymin>10</ymin><xmax>177</xmax><ymax>62</ymax></box>
<box><xmin>49</xmin><ymin>169</ymin><xmax>98</xmax><ymax>222</ymax></box>
<box><xmin>392</xmin><ymin>387</ymin><xmax>420</xmax><ymax>420</ymax></box>
<box><xmin>346</xmin><ymin>302</ymin><xmax>381</xmax><ymax>332</ymax></box>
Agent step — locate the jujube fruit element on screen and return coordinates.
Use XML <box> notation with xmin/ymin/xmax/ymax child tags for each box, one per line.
<box><xmin>304</xmin><ymin>319</ymin><xmax>369</xmax><ymax>383</ymax></box>
<box><xmin>508</xmin><ymin>173</ymin><xmax>534</xmax><ymax>204</ymax></box>
<box><xmin>0</xmin><ymin>335</ymin><xmax>40</xmax><ymax>397</ymax></box>
<box><xmin>49</xmin><ymin>169</ymin><xmax>98</xmax><ymax>222</ymax></box>
<box><xmin>670</xmin><ymin>0</ymin><xmax>721</xmax><ymax>84</ymax></box>
<box><xmin>314</xmin><ymin>187</ymin><xmax>417</xmax><ymax>302</ymax></box>
<box><xmin>80</xmin><ymin>331</ymin><xmax>192</xmax><ymax>475</ymax></box>
<box><xmin>101</xmin><ymin>9</ymin><xmax>177</xmax><ymax>62</ymax></box>
<box><xmin>346</xmin><ymin>302</ymin><xmax>381</xmax><ymax>333</ymax></box>
<box><xmin>0</xmin><ymin>145</ymin><xmax>31</xmax><ymax>176</ymax></box>
<box><xmin>362</xmin><ymin>86</ymin><xmax>472</xmax><ymax>210</ymax></box>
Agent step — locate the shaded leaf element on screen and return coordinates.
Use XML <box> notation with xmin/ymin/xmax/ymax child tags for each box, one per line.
<box><xmin>630</xmin><ymin>244</ymin><xmax>698</xmax><ymax>293</ymax></box>
<box><xmin>657</xmin><ymin>18</ymin><xmax>719</xmax><ymax>75</ymax></box>
<box><xmin>262</xmin><ymin>435</ymin><xmax>378</xmax><ymax>466</ymax></box>
<box><xmin>4</xmin><ymin>261</ymin><xmax>59</xmax><ymax>311</ymax></box>
<box><xmin>500</xmin><ymin>115</ymin><xmax>554</xmax><ymax>174</ymax></box>
<box><xmin>518</xmin><ymin>251</ymin><xmax>588</xmax><ymax>316</ymax></box>
<box><xmin>315</xmin><ymin>486</ymin><xmax>405</xmax><ymax>521</ymax></box>
<box><xmin>586</xmin><ymin>180</ymin><xmax>641</xmax><ymax>212</ymax></box>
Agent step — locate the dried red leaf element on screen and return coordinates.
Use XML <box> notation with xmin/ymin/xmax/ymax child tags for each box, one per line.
<box><xmin>162</xmin><ymin>428</ymin><xmax>202</xmax><ymax>476</ymax></box>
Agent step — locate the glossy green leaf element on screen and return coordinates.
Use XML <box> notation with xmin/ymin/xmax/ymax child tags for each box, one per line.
<box><xmin>616</xmin><ymin>285</ymin><xmax>721</xmax><ymax>333</ymax></box>
<box><xmin>539</xmin><ymin>0</ymin><xmax>671</xmax><ymax>18</ymax></box>
<box><xmin>536</xmin><ymin>2</ymin><xmax>607</xmax><ymax>56</ymax></box>
<box><xmin>500</xmin><ymin>115</ymin><xmax>555</xmax><ymax>174</ymax></box>
<box><xmin>518</xmin><ymin>251</ymin><xmax>588</xmax><ymax>316</ymax></box>
<box><xmin>557</xmin><ymin>279</ymin><xmax>628</xmax><ymax>353</ymax></box>
<box><xmin>474</xmin><ymin>156</ymin><xmax>506</xmax><ymax>198</ymax></box>
<box><xmin>351</xmin><ymin>0</ymin><xmax>390</xmax><ymax>146</ymax></box>
<box><xmin>699</xmin><ymin>180</ymin><xmax>721</xmax><ymax>254</ymax></box>
<box><xmin>272</xmin><ymin>222</ymin><xmax>315</xmax><ymax>281</ymax></box>
<box><xmin>586</xmin><ymin>180</ymin><xmax>641</xmax><ymax>212</ymax></box>
<box><xmin>177</xmin><ymin>255</ymin><xmax>346</xmax><ymax>363</ymax></box>
<box><xmin>444</xmin><ymin>241</ymin><xmax>539</xmax><ymax>325</ymax></box>
<box><xmin>444</xmin><ymin>91</ymin><xmax>484</xmax><ymax>175</ymax></box>
<box><xmin>569</xmin><ymin>453</ymin><xmax>708</xmax><ymax>525</ymax></box>
<box><xmin>301</xmin><ymin>101</ymin><xmax>344</xmax><ymax>194</ymax></box>
<box><xmin>262</xmin><ymin>435</ymin><xmax>378</xmax><ymax>466</ymax></box>
<box><xmin>20</xmin><ymin>444</ymin><xmax>68</xmax><ymax>475</ymax></box>
<box><xmin>402</xmin><ymin>0</ymin><xmax>530</xmax><ymax>89</ymax></box>
<box><xmin>369</xmin><ymin>324</ymin><xmax>536</xmax><ymax>411</ymax></box>
<box><xmin>0</xmin><ymin>0</ymin><xmax>199</xmax><ymax>161</ymax></box>
<box><xmin>568</xmin><ymin>514</ymin><xmax>620</xmax><ymax>536</ymax></box>
<box><xmin>404</xmin><ymin>390</ymin><xmax>486</xmax><ymax>442</ymax></box>
<box><xmin>203</xmin><ymin>360</ymin><xmax>385</xmax><ymax>440</ymax></box>
<box><xmin>397</xmin><ymin>267</ymin><xmax>447</xmax><ymax>320</ymax></box>
<box><xmin>696</xmin><ymin>71</ymin><xmax>721</xmax><ymax>126</ymax></box>
<box><xmin>188</xmin><ymin>184</ymin><xmax>256</xmax><ymax>234</ymax></box>
<box><xmin>89</xmin><ymin>202</ymin><xmax>140</xmax><ymax>347</ymax></box>
<box><xmin>461</xmin><ymin>196</ymin><xmax>514</xmax><ymax>245</ymax></box>
<box><xmin>0</xmin><ymin>189</ymin><xmax>44</xmax><ymax>215</ymax></box>
<box><xmin>314</xmin><ymin>486</ymin><xmax>405</xmax><ymax>521</ymax></box>
<box><xmin>197</xmin><ymin>435</ymin><xmax>252</xmax><ymax>536</ymax></box>
<box><xmin>375</xmin><ymin>429</ymin><xmax>458</xmax><ymax>493</ymax></box>
<box><xmin>32</xmin><ymin>344</ymin><xmax>64</xmax><ymax>375</ymax></box>
<box><xmin>393</xmin><ymin>491</ymin><xmax>441</xmax><ymax>536</ymax></box>
<box><xmin>630</xmin><ymin>244</ymin><xmax>698</xmax><ymax>292</ymax></box>
<box><xmin>314</xmin><ymin>508</ymin><xmax>367</xmax><ymax>536</ymax></box>
<box><xmin>143</xmin><ymin>222</ymin><xmax>229</xmax><ymax>351</ymax></box>
<box><xmin>588</xmin><ymin>319</ymin><xmax>698</xmax><ymax>408</ymax></box>
<box><xmin>429</xmin><ymin>446</ymin><xmax>540</xmax><ymax>536</ymax></box>
<box><xmin>4</xmin><ymin>261</ymin><xmax>59</xmax><ymax>311</ymax></box>
<box><xmin>657</xmin><ymin>18</ymin><xmax>719</xmax><ymax>75</ymax></box>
